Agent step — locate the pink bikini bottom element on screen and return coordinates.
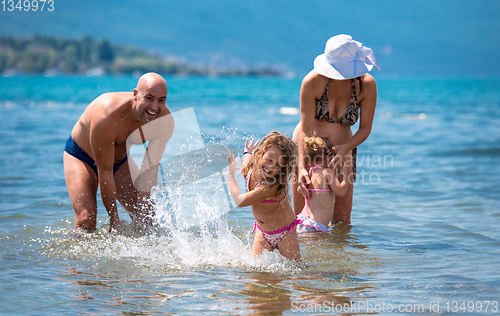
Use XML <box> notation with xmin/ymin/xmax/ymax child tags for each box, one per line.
<box><xmin>252</xmin><ymin>218</ymin><xmax>303</xmax><ymax>249</ymax></box>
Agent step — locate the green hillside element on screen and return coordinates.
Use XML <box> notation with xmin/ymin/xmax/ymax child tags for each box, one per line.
<box><xmin>0</xmin><ymin>36</ymin><xmax>282</xmax><ymax>76</ymax></box>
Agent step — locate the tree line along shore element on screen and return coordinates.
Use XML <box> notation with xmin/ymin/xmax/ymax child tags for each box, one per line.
<box><xmin>0</xmin><ymin>36</ymin><xmax>283</xmax><ymax>77</ymax></box>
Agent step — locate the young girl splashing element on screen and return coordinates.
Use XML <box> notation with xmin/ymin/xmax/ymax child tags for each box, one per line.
<box><xmin>227</xmin><ymin>131</ymin><xmax>301</xmax><ymax>262</ymax></box>
<box><xmin>296</xmin><ymin>137</ymin><xmax>348</xmax><ymax>233</ymax></box>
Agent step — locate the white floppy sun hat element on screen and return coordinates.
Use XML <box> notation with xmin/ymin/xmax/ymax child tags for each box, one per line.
<box><xmin>313</xmin><ymin>34</ymin><xmax>380</xmax><ymax>80</ymax></box>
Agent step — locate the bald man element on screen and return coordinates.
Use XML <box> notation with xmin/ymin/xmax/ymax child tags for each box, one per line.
<box><xmin>64</xmin><ymin>73</ymin><xmax>174</xmax><ymax>233</ymax></box>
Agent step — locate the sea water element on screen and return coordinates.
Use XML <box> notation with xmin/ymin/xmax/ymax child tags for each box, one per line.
<box><xmin>0</xmin><ymin>75</ymin><xmax>499</xmax><ymax>315</ymax></box>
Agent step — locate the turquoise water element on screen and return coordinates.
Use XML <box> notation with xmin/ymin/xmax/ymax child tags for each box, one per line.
<box><xmin>1</xmin><ymin>75</ymin><xmax>500</xmax><ymax>315</ymax></box>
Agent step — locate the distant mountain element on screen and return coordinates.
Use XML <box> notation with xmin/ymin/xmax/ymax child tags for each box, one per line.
<box><xmin>1</xmin><ymin>0</ymin><xmax>499</xmax><ymax>77</ymax></box>
<box><xmin>0</xmin><ymin>36</ymin><xmax>283</xmax><ymax>76</ymax></box>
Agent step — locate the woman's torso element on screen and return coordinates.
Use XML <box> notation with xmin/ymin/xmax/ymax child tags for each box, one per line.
<box><xmin>294</xmin><ymin>74</ymin><xmax>363</xmax><ymax>147</ymax></box>
<box><xmin>315</xmin><ymin>77</ymin><xmax>361</xmax><ymax>126</ymax></box>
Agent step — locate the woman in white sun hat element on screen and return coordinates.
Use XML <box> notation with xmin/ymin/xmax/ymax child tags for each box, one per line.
<box><xmin>292</xmin><ymin>34</ymin><xmax>380</xmax><ymax>225</ymax></box>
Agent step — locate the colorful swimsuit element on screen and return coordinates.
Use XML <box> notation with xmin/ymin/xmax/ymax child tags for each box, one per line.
<box><xmin>65</xmin><ymin>135</ymin><xmax>127</xmax><ymax>175</ymax></box>
<box><xmin>246</xmin><ymin>170</ymin><xmax>299</xmax><ymax>247</ymax></box>
<box><xmin>315</xmin><ymin>78</ymin><xmax>359</xmax><ymax>181</ymax></box>
<box><xmin>297</xmin><ymin>213</ymin><xmax>328</xmax><ymax>233</ymax></box>
<box><xmin>252</xmin><ymin>219</ymin><xmax>302</xmax><ymax>249</ymax></box>
<box><xmin>245</xmin><ymin>170</ymin><xmax>286</xmax><ymax>203</ymax></box>
<box><xmin>297</xmin><ymin>165</ymin><xmax>331</xmax><ymax>233</ymax></box>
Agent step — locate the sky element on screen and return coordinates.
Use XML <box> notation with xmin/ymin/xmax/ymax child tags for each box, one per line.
<box><xmin>1</xmin><ymin>0</ymin><xmax>499</xmax><ymax>77</ymax></box>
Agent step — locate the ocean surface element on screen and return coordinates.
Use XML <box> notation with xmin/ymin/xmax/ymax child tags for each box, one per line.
<box><xmin>1</xmin><ymin>75</ymin><xmax>499</xmax><ymax>315</ymax></box>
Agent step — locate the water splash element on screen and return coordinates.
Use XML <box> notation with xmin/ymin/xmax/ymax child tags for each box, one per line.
<box><xmin>37</xmin><ymin>124</ymin><xmax>301</xmax><ymax>274</ymax></box>
<box><xmin>38</xmin><ymin>193</ymin><xmax>301</xmax><ymax>274</ymax></box>
<box><xmin>19</xmin><ymin>106</ymin><xmax>303</xmax><ymax>275</ymax></box>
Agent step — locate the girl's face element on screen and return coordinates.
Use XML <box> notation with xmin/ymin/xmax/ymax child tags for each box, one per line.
<box><xmin>259</xmin><ymin>144</ymin><xmax>286</xmax><ymax>178</ymax></box>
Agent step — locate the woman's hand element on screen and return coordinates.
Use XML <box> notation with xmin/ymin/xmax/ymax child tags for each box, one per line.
<box><xmin>297</xmin><ymin>167</ymin><xmax>311</xmax><ymax>198</ymax></box>
<box><xmin>336</xmin><ymin>162</ymin><xmax>348</xmax><ymax>179</ymax></box>
<box><xmin>330</xmin><ymin>144</ymin><xmax>349</xmax><ymax>169</ymax></box>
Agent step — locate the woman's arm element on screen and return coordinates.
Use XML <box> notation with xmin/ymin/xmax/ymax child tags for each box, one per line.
<box><xmin>331</xmin><ymin>74</ymin><xmax>377</xmax><ymax>168</ymax></box>
<box><xmin>328</xmin><ymin>165</ymin><xmax>348</xmax><ymax>197</ymax></box>
<box><xmin>298</xmin><ymin>73</ymin><xmax>325</xmax><ymax>196</ymax></box>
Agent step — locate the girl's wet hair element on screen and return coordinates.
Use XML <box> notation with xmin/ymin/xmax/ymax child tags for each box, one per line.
<box><xmin>303</xmin><ymin>136</ymin><xmax>334</xmax><ymax>169</ymax></box>
<box><xmin>241</xmin><ymin>131</ymin><xmax>297</xmax><ymax>204</ymax></box>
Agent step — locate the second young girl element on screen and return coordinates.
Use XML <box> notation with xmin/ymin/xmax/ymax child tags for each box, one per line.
<box><xmin>227</xmin><ymin>131</ymin><xmax>301</xmax><ymax>262</ymax></box>
<box><xmin>296</xmin><ymin>136</ymin><xmax>348</xmax><ymax>233</ymax></box>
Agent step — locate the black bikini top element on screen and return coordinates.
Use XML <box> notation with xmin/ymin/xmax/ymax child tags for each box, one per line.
<box><xmin>315</xmin><ymin>78</ymin><xmax>360</xmax><ymax>126</ymax></box>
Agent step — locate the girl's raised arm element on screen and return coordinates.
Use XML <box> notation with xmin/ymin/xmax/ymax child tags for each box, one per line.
<box><xmin>227</xmin><ymin>153</ymin><xmax>279</xmax><ymax>207</ymax></box>
<box><xmin>240</xmin><ymin>138</ymin><xmax>260</xmax><ymax>169</ymax></box>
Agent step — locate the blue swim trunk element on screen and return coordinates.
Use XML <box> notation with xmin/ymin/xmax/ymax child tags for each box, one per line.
<box><xmin>65</xmin><ymin>136</ymin><xmax>127</xmax><ymax>175</ymax></box>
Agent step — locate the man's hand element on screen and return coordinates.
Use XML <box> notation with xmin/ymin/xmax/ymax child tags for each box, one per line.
<box><xmin>109</xmin><ymin>217</ymin><xmax>121</xmax><ymax>233</ymax></box>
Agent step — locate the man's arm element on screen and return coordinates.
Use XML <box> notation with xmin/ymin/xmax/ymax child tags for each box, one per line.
<box><xmin>90</xmin><ymin>113</ymin><xmax>121</xmax><ymax>232</ymax></box>
<box><xmin>128</xmin><ymin>113</ymin><xmax>175</xmax><ymax>192</ymax></box>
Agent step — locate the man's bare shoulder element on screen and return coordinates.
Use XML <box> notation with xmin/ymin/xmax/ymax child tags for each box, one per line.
<box><xmin>158</xmin><ymin>105</ymin><xmax>172</xmax><ymax>118</ymax></box>
<box><xmin>88</xmin><ymin>92</ymin><xmax>133</xmax><ymax>119</ymax></box>
<box><xmin>92</xmin><ymin>92</ymin><xmax>132</xmax><ymax>108</ymax></box>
